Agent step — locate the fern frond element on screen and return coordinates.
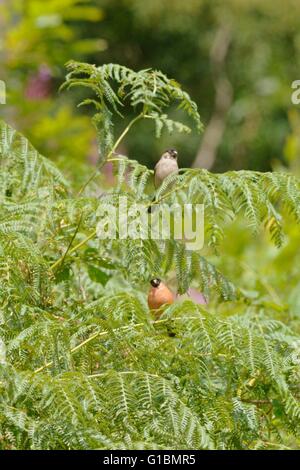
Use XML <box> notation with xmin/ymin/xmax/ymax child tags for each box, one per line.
<box><xmin>63</xmin><ymin>62</ymin><xmax>202</xmax><ymax>159</ymax></box>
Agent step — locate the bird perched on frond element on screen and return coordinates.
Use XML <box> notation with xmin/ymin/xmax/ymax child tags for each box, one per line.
<box><xmin>148</xmin><ymin>149</ymin><xmax>179</xmax><ymax>212</ymax></box>
<box><xmin>154</xmin><ymin>148</ymin><xmax>178</xmax><ymax>188</ymax></box>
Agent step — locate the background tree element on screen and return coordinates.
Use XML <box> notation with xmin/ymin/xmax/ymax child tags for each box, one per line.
<box><xmin>1</xmin><ymin>0</ymin><xmax>300</xmax><ymax>173</ymax></box>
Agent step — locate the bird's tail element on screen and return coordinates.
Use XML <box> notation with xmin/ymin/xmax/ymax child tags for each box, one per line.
<box><xmin>147</xmin><ymin>196</ymin><xmax>156</xmax><ymax>213</ymax></box>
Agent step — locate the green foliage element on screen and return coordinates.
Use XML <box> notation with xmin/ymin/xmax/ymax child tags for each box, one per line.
<box><xmin>1</xmin><ymin>61</ymin><xmax>300</xmax><ymax>449</ymax></box>
<box><xmin>0</xmin><ymin>0</ymin><xmax>103</xmax><ymax>182</ymax></box>
<box><xmin>63</xmin><ymin>61</ymin><xmax>202</xmax><ymax>158</ymax></box>
<box><xmin>97</xmin><ymin>153</ymin><xmax>300</xmax><ymax>252</ymax></box>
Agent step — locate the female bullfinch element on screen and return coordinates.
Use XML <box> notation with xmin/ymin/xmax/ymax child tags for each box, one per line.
<box><xmin>148</xmin><ymin>149</ymin><xmax>178</xmax><ymax>213</ymax></box>
<box><xmin>154</xmin><ymin>149</ymin><xmax>178</xmax><ymax>188</ymax></box>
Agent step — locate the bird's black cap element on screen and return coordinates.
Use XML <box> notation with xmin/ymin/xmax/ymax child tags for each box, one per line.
<box><xmin>166</xmin><ymin>148</ymin><xmax>178</xmax><ymax>158</ymax></box>
<box><xmin>150</xmin><ymin>278</ymin><xmax>161</xmax><ymax>288</ymax></box>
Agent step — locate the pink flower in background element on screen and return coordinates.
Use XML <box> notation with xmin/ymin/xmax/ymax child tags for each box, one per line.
<box><xmin>177</xmin><ymin>288</ymin><xmax>208</xmax><ymax>305</ymax></box>
<box><xmin>187</xmin><ymin>288</ymin><xmax>208</xmax><ymax>305</ymax></box>
<box><xmin>25</xmin><ymin>65</ymin><xmax>52</xmax><ymax>100</ymax></box>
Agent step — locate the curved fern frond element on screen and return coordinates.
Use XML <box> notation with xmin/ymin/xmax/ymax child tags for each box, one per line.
<box><xmin>63</xmin><ymin>62</ymin><xmax>202</xmax><ymax>157</ymax></box>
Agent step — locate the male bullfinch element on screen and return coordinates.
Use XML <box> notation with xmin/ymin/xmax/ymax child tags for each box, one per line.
<box><xmin>147</xmin><ymin>278</ymin><xmax>175</xmax><ymax>312</ymax></box>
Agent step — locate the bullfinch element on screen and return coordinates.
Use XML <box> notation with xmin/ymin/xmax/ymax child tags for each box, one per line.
<box><xmin>148</xmin><ymin>149</ymin><xmax>179</xmax><ymax>213</ymax></box>
<box><xmin>154</xmin><ymin>148</ymin><xmax>179</xmax><ymax>188</ymax></box>
<box><xmin>147</xmin><ymin>278</ymin><xmax>175</xmax><ymax>312</ymax></box>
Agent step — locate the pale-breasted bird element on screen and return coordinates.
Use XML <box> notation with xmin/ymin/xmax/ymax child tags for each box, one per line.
<box><xmin>148</xmin><ymin>149</ymin><xmax>179</xmax><ymax>213</ymax></box>
<box><xmin>147</xmin><ymin>278</ymin><xmax>175</xmax><ymax>312</ymax></box>
<box><xmin>154</xmin><ymin>148</ymin><xmax>179</xmax><ymax>188</ymax></box>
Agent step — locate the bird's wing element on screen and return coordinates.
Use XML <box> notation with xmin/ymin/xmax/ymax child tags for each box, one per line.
<box><xmin>154</xmin><ymin>160</ymin><xmax>160</xmax><ymax>170</ymax></box>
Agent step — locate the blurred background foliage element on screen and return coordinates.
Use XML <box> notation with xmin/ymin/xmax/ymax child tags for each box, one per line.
<box><xmin>1</xmin><ymin>0</ymin><xmax>300</xmax><ymax>176</ymax></box>
<box><xmin>0</xmin><ymin>0</ymin><xmax>300</xmax><ymax>311</ymax></box>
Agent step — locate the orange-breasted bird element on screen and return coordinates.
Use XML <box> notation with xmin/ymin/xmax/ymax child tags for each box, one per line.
<box><xmin>147</xmin><ymin>278</ymin><xmax>175</xmax><ymax>312</ymax></box>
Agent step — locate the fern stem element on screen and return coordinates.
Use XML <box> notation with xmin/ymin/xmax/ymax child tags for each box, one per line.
<box><xmin>146</xmin><ymin>179</ymin><xmax>190</xmax><ymax>210</ymax></box>
<box><xmin>76</xmin><ymin>161</ymin><xmax>106</xmax><ymax>197</ymax></box>
<box><xmin>50</xmin><ymin>229</ymin><xmax>97</xmax><ymax>271</ymax></box>
<box><xmin>33</xmin><ymin>320</ymin><xmax>166</xmax><ymax>373</ymax></box>
<box><xmin>50</xmin><ymin>214</ymin><xmax>83</xmax><ymax>271</ymax></box>
<box><xmin>107</xmin><ymin>157</ymin><xmax>154</xmax><ymax>173</ymax></box>
<box><xmin>261</xmin><ymin>441</ymin><xmax>293</xmax><ymax>450</ymax></box>
<box><xmin>241</xmin><ymin>399</ymin><xmax>271</xmax><ymax>405</ymax></box>
<box><xmin>108</xmin><ymin>113</ymin><xmax>144</xmax><ymax>159</ymax></box>
<box><xmin>88</xmin><ymin>371</ymin><xmax>160</xmax><ymax>379</ymax></box>
<box><xmin>77</xmin><ymin>113</ymin><xmax>144</xmax><ymax>196</ymax></box>
<box><xmin>33</xmin><ymin>316</ymin><xmax>205</xmax><ymax>374</ymax></box>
